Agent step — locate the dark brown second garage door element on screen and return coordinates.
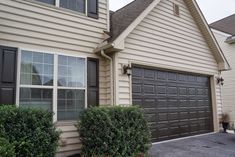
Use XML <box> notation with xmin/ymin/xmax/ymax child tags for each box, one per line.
<box><xmin>132</xmin><ymin>66</ymin><xmax>213</xmax><ymax>142</ymax></box>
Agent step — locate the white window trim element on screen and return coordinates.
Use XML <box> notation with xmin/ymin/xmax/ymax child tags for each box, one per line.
<box><xmin>42</xmin><ymin>0</ymin><xmax>88</xmax><ymax>16</ymax></box>
<box><xmin>16</xmin><ymin>49</ymin><xmax>88</xmax><ymax>123</ymax></box>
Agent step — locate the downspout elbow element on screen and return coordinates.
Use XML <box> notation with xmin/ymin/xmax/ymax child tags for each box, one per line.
<box><xmin>101</xmin><ymin>50</ymin><xmax>112</xmax><ymax>61</ymax></box>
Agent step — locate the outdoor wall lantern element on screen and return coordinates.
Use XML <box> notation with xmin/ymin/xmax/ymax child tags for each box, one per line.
<box><xmin>217</xmin><ymin>77</ymin><xmax>224</xmax><ymax>86</ymax></box>
<box><xmin>123</xmin><ymin>64</ymin><xmax>132</xmax><ymax>76</ymax></box>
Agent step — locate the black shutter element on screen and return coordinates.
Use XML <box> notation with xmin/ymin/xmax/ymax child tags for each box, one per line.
<box><xmin>87</xmin><ymin>0</ymin><xmax>98</xmax><ymax>19</ymax></box>
<box><xmin>0</xmin><ymin>46</ymin><xmax>17</xmax><ymax>105</ymax></box>
<box><xmin>87</xmin><ymin>58</ymin><xmax>99</xmax><ymax>107</ymax></box>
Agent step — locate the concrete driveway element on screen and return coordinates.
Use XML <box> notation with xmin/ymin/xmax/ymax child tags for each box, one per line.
<box><xmin>149</xmin><ymin>133</ymin><xmax>235</xmax><ymax>157</ymax></box>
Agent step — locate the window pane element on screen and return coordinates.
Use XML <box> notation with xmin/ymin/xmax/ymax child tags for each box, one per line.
<box><xmin>60</xmin><ymin>0</ymin><xmax>85</xmax><ymax>13</ymax></box>
<box><xmin>58</xmin><ymin>76</ymin><xmax>67</xmax><ymax>86</ymax></box>
<box><xmin>21</xmin><ymin>63</ymin><xmax>32</xmax><ymax>74</ymax></box>
<box><xmin>20</xmin><ymin>74</ymin><xmax>32</xmax><ymax>85</ymax></box>
<box><xmin>36</xmin><ymin>0</ymin><xmax>55</xmax><ymax>5</ymax></box>
<box><xmin>88</xmin><ymin>0</ymin><xmax>98</xmax><ymax>14</ymax></box>
<box><xmin>33</xmin><ymin>53</ymin><xmax>43</xmax><ymax>63</ymax></box>
<box><xmin>57</xmin><ymin>89</ymin><xmax>85</xmax><ymax>121</ymax></box>
<box><xmin>20</xmin><ymin>51</ymin><xmax>54</xmax><ymax>86</ymax></box>
<box><xmin>21</xmin><ymin>51</ymin><xmax>32</xmax><ymax>63</ymax></box>
<box><xmin>58</xmin><ymin>55</ymin><xmax>85</xmax><ymax>88</ymax></box>
<box><xmin>44</xmin><ymin>53</ymin><xmax>54</xmax><ymax>64</ymax></box>
<box><xmin>58</xmin><ymin>66</ymin><xmax>67</xmax><ymax>76</ymax></box>
<box><xmin>43</xmin><ymin>75</ymin><xmax>53</xmax><ymax>86</ymax></box>
<box><xmin>20</xmin><ymin>88</ymin><xmax>53</xmax><ymax>111</ymax></box>
<box><xmin>32</xmin><ymin>74</ymin><xmax>43</xmax><ymax>85</ymax></box>
<box><xmin>32</xmin><ymin>63</ymin><xmax>43</xmax><ymax>75</ymax></box>
<box><xmin>44</xmin><ymin>65</ymin><xmax>53</xmax><ymax>75</ymax></box>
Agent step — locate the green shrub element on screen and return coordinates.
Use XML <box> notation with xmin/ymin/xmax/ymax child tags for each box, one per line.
<box><xmin>0</xmin><ymin>106</ymin><xmax>60</xmax><ymax>157</ymax></box>
<box><xmin>0</xmin><ymin>137</ymin><xmax>16</xmax><ymax>157</ymax></box>
<box><xmin>77</xmin><ymin>106</ymin><xmax>151</xmax><ymax>157</ymax></box>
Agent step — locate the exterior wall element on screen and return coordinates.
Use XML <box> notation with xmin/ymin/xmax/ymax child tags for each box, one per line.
<box><xmin>116</xmin><ymin>0</ymin><xmax>221</xmax><ymax>120</ymax></box>
<box><xmin>0</xmin><ymin>0</ymin><xmax>109</xmax><ymax>156</ymax></box>
<box><xmin>213</xmin><ymin>30</ymin><xmax>235</xmax><ymax>123</ymax></box>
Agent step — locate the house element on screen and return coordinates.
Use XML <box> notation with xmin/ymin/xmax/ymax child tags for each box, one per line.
<box><xmin>0</xmin><ymin>0</ymin><xmax>230</xmax><ymax>156</ymax></box>
<box><xmin>210</xmin><ymin>14</ymin><xmax>235</xmax><ymax>125</ymax></box>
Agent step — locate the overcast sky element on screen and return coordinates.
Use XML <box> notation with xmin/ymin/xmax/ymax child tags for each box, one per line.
<box><xmin>109</xmin><ymin>0</ymin><xmax>235</xmax><ymax>24</ymax></box>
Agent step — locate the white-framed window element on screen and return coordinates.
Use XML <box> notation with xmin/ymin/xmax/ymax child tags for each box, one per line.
<box><xmin>34</xmin><ymin>0</ymin><xmax>99</xmax><ymax>19</ymax></box>
<box><xmin>18</xmin><ymin>50</ymin><xmax>87</xmax><ymax>122</ymax></box>
<box><xmin>36</xmin><ymin>0</ymin><xmax>88</xmax><ymax>15</ymax></box>
<box><xmin>60</xmin><ymin>0</ymin><xmax>86</xmax><ymax>14</ymax></box>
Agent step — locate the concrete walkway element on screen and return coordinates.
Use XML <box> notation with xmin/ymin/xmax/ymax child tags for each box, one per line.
<box><xmin>149</xmin><ymin>133</ymin><xmax>235</xmax><ymax>157</ymax></box>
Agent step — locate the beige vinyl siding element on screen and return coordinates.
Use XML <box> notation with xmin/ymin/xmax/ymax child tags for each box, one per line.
<box><xmin>116</xmin><ymin>0</ymin><xmax>220</xmax><ymax>108</ymax></box>
<box><xmin>0</xmin><ymin>0</ymin><xmax>109</xmax><ymax>104</ymax></box>
<box><xmin>213</xmin><ymin>31</ymin><xmax>235</xmax><ymax>122</ymax></box>
<box><xmin>0</xmin><ymin>0</ymin><xmax>109</xmax><ymax>155</ymax></box>
<box><xmin>216</xmin><ymin>83</ymin><xmax>222</xmax><ymax>116</ymax></box>
<box><xmin>100</xmin><ymin>59</ymin><xmax>112</xmax><ymax>105</ymax></box>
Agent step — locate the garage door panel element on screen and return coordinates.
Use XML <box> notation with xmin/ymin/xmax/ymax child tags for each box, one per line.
<box><xmin>143</xmin><ymin>84</ymin><xmax>155</xmax><ymax>94</ymax></box>
<box><xmin>145</xmin><ymin>114</ymin><xmax>156</xmax><ymax>122</ymax></box>
<box><xmin>156</xmin><ymin>71</ymin><xmax>167</xmax><ymax>80</ymax></box>
<box><xmin>144</xmin><ymin>69</ymin><xmax>155</xmax><ymax>79</ymax></box>
<box><xmin>142</xmin><ymin>100</ymin><xmax>156</xmax><ymax>108</ymax></box>
<box><xmin>167</xmin><ymin>72</ymin><xmax>177</xmax><ymax>81</ymax></box>
<box><xmin>132</xmin><ymin>67</ymin><xmax>143</xmax><ymax>77</ymax></box>
<box><xmin>157</xmin><ymin>99</ymin><xmax>167</xmax><ymax>107</ymax></box>
<box><xmin>144</xmin><ymin>108</ymin><xmax>157</xmax><ymax>115</ymax></box>
<box><xmin>179</xmin><ymin>87</ymin><xmax>187</xmax><ymax>95</ymax></box>
<box><xmin>132</xmin><ymin>98</ymin><xmax>142</xmax><ymax>106</ymax></box>
<box><xmin>158</xmin><ymin>113</ymin><xmax>168</xmax><ymax>121</ymax></box>
<box><xmin>189</xmin><ymin>88</ymin><xmax>197</xmax><ymax>95</ymax></box>
<box><xmin>179</xmin><ymin>112</ymin><xmax>189</xmax><ymax>119</ymax></box>
<box><xmin>143</xmin><ymin>79</ymin><xmax>156</xmax><ymax>84</ymax></box>
<box><xmin>132</xmin><ymin>83</ymin><xmax>142</xmax><ymax>93</ymax></box>
<box><xmin>167</xmin><ymin>86</ymin><xmax>178</xmax><ymax>96</ymax></box>
<box><xmin>142</xmin><ymin>95</ymin><xmax>157</xmax><ymax>100</ymax></box>
<box><xmin>132</xmin><ymin>66</ymin><xmax>213</xmax><ymax>142</ymax></box>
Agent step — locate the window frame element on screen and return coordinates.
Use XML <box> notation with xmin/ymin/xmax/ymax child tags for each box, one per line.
<box><xmin>34</xmin><ymin>0</ymin><xmax>88</xmax><ymax>16</ymax></box>
<box><xmin>16</xmin><ymin>49</ymin><xmax>88</xmax><ymax>123</ymax></box>
<box><xmin>58</xmin><ymin>0</ymin><xmax>88</xmax><ymax>15</ymax></box>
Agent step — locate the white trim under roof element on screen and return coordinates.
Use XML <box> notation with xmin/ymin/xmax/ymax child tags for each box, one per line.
<box><xmin>211</xmin><ymin>28</ymin><xmax>232</xmax><ymax>37</ymax></box>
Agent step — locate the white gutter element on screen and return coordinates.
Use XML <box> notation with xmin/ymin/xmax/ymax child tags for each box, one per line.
<box><xmin>101</xmin><ymin>50</ymin><xmax>114</xmax><ymax>106</ymax></box>
<box><xmin>225</xmin><ymin>36</ymin><xmax>235</xmax><ymax>44</ymax></box>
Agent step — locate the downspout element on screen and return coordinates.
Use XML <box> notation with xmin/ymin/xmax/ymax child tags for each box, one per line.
<box><xmin>101</xmin><ymin>50</ymin><xmax>114</xmax><ymax>106</ymax></box>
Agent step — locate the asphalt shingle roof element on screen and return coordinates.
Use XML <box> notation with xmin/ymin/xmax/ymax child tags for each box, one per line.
<box><xmin>109</xmin><ymin>0</ymin><xmax>154</xmax><ymax>42</ymax></box>
<box><xmin>210</xmin><ymin>14</ymin><xmax>235</xmax><ymax>35</ymax></box>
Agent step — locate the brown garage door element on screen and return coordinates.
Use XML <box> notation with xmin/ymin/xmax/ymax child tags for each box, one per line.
<box><xmin>132</xmin><ymin>66</ymin><xmax>214</xmax><ymax>142</ymax></box>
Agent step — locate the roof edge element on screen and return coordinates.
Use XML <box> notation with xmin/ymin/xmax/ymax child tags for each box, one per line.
<box><xmin>211</xmin><ymin>28</ymin><xmax>232</xmax><ymax>37</ymax></box>
<box><xmin>102</xmin><ymin>0</ymin><xmax>231</xmax><ymax>71</ymax></box>
<box><xmin>210</xmin><ymin>26</ymin><xmax>233</xmax><ymax>36</ymax></box>
<box><xmin>111</xmin><ymin>0</ymin><xmax>161</xmax><ymax>48</ymax></box>
<box><xmin>185</xmin><ymin>0</ymin><xmax>231</xmax><ymax>71</ymax></box>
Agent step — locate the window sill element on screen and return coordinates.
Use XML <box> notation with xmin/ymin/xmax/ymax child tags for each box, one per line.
<box><xmin>14</xmin><ymin>0</ymin><xmax>98</xmax><ymax>21</ymax></box>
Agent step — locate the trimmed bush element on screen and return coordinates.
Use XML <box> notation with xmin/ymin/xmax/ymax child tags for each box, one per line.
<box><xmin>77</xmin><ymin>106</ymin><xmax>151</xmax><ymax>157</ymax></box>
<box><xmin>0</xmin><ymin>106</ymin><xmax>60</xmax><ymax>157</ymax></box>
<box><xmin>0</xmin><ymin>137</ymin><xmax>16</xmax><ymax>157</ymax></box>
